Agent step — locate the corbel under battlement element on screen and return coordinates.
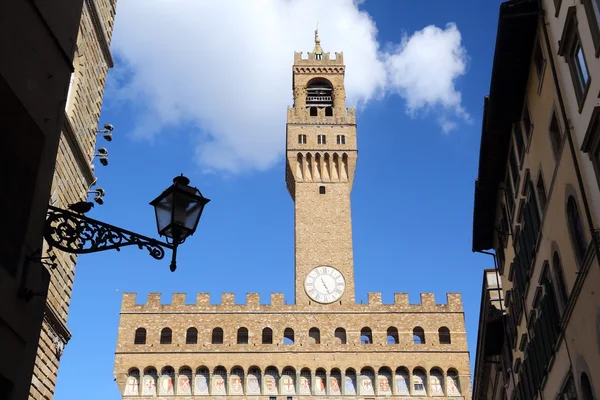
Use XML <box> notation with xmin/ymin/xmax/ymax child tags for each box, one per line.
<box><xmin>120</xmin><ymin>292</ymin><xmax>463</xmax><ymax>313</ymax></box>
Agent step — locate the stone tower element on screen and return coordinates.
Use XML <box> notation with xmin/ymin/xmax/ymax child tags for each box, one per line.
<box><xmin>114</xmin><ymin>31</ymin><xmax>472</xmax><ymax>399</ymax></box>
<box><xmin>286</xmin><ymin>29</ymin><xmax>357</xmax><ymax>305</ymax></box>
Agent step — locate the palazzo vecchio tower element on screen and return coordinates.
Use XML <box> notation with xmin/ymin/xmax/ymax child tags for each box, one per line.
<box><xmin>114</xmin><ymin>30</ymin><xmax>472</xmax><ymax>399</ymax></box>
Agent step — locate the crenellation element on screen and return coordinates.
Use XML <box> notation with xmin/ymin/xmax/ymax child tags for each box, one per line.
<box><xmin>420</xmin><ymin>293</ymin><xmax>436</xmax><ymax>308</ymax></box>
<box><xmin>221</xmin><ymin>293</ymin><xmax>235</xmax><ymax>306</ymax></box>
<box><xmin>146</xmin><ymin>293</ymin><xmax>162</xmax><ymax>308</ymax></box>
<box><xmin>270</xmin><ymin>293</ymin><xmax>284</xmax><ymax>307</ymax></box>
<box><xmin>287</xmin><ymin>106</ymin><xmax>356</xmax><ymax>124</ymax></box>
<box><xmin>394</xmin><ymin>292</ymin><xmax>409</xmax><ymax>307</ymax></box>
<box><xmin>171</xmin><ymin>293</ymin><xmax>186</xmax><ymax>307</ymax></box>
<box><xmin>446</xmin><ymin>292</ymin><xmax>463</xmax><ymax>310</ymax></box>
<box><xmin>294</xmin><ymin>51</ymin><xmax>344</xmax><ymax>65</ymax></box>
<box><xmin>368</xmin><ymin>292</ymin><xmax>382</xmax><ymax>305</ymax></box>
<box><xmin>196</xmin><ymin>293</ymin><xmax>210</xmax><ymax>306</ymax></box>
<box><xmin>246</xmin><ymin>293</ymin><xmax>260</xmax><ymax>307</ymax></box>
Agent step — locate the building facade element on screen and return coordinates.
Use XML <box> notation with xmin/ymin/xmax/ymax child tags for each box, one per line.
<box><xmin>29</xmin><ymin>1</ymin><xmax>118</xmax><ymax>399</ymax></box>
<box><xmin>0</xmin><ymin>1</ymin><xmax>84</xmax><ymax>399</ymax></box>
<box><xmin>114</xmin><ymin>33</ymin><xmax>472</xmax><ymax>399</ymax></box>
<box><xmin>472</xmin><ymin>1</ymin><xmax>600</xmax><ymax>399</ymax></box>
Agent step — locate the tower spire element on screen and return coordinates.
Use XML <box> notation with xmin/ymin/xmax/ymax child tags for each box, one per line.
<box><xmin>313</xmin><ymin>22</ymin><xmax>323</xmax><ymax>60</ymax></box>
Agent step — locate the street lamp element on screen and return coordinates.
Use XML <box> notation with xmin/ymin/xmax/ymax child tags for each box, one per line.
<box><xmin>43</xmin><ymin>175</ymin><xmax>209</xmax><ymax>272</ymax></box>
<box><xmin>150</xmin><ymin>175</ymin><xmax>210</xmax><ymax>271</ymax></box>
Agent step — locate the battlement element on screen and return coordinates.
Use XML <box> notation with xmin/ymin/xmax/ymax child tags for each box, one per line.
<box><xmin>287</xmin><ymin>106</ymin><xmax>356</xmax><ymax>125</ymax></box>
<box><xmin>121</xmin><ymin>292</ymin><xmax>463</xmax><ymax>313</ymax></box>
<box><xmin>294</xmin><ymin>51</ymin><xmax>344</xmax><ymax>65</ymax></box>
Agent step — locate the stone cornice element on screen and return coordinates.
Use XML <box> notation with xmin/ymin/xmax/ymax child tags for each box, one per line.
<box><xmin>85</xmin><ymin>0</ymin><xmax>114</xmax><ymax>68</ymax></box>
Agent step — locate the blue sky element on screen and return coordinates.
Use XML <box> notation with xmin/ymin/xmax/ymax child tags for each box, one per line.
<box><xmin>55</xmin><ymin>0</ymin><xmax>503</xmax><ymax>398</ymax></box>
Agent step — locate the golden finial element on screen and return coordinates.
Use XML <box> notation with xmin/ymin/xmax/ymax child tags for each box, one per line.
<box><xmin>313</xmin><ymin>22</ymin><xmax>323</xmax><ymax>59</ymax></box>
<box><xmin>315</xmin><ymin>21</ymin><xmax>320</xmax><ymax>44</ymax></box>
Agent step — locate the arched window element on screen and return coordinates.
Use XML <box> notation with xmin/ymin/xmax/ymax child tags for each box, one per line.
<box><xmin>581</xmin><ymin>372</ymin><xmax>594</xmax><ymax>400</ymax></box>
<box><xmin>230</xmin><ymin>366</ymin><xmax>244</xmax><ymax>395</ymax></box>
<box><xmin>124</xmin><ymin>368</ymin><xmax>140</xmax><ymax>395</ymax></box>
<box><xmin>195</xmin><ymin>367</ymin><xmax>210</xmax><ymax>395</ymax></box>
<box><xmin>387</xmin><ymin>327</ymin><xmax>399</xmax><ymax>344</ymax></box>
<box><xmin>412</xmin><ymin>368</ymin><xmax>427</xmax><ymax>395</ymax></box>
<box><xmin>360</xmin><ymin>327</ymin><xmax>373</xmax><ymax>344</ymax></box>
<box><xmin>159</xmin><ymin>366</ymin><xmax>175</xmax><ymax>395</ymax></box>
<box><xmin>439</xmin><ymin>327</ymin><xmax>451</xmax><ymax>344</ymax></box>
<box><xmin>309</xmin><ymin>327</ymin><xmax>320</xmax><ymax>344</ymax></box>
<box><xmin>264</xmin><ymin>366</ymin><xmax>280</xmax><ymax>395</ymax></box>
<box><xmin>310</xmin><ymin>106</ymin><xmax>318</xmax><ymax>116</ymax></box>
<box><xmin>262</xmin><ymin>327</ymin><xmax>273</xmax><ymax>344</ymax></box>
<box><xmin>552</xmin><ymin>252</ymin><xmax>569</xmax><ymax>312</ymax></box>
<box><xmin>134</xmin><ymin>328</ymin><xmax>146</xmax><ymax>344</ymax></box>
<box><xmin>247</xmin><ymin>366</ymin><xmax>261</xmax><ymax>395</ymax></box>
<box><xmin>325</xmin><ymin>106</ymin><xmax>333</xmax><ymax>116</ymax></box>
<box><xmin>160</xmin><ymin>328</ymin><xmax>172</xmax><ymax>344</ymax></box>
<box><xmin>345</xmin><ymin>368</ymin><xmax>357</xmax><ymax>395</ymax></box>
<box><xmin>178</xmin><ymin>367</ymin><xmax>193</xmax><ymax>396</ymax></box>
<box><xmin>430</xmin><ymin>368</ymin><xmax>444</xmax><ymax>395</ymax></box>
<box><xmin>315</xmin><ymin>368</ymin><xmax>327</xmax><ymax>395</ymax></box>
<box><xmin>299</xmin><ymin>368</ymin><xmax>312</xmax><ymax>395</ymax></box>
<box><xmin>359</xmin><ymin>367</ymin><xmax>375</xmax><ymax>395</ymax></box>
<box><xmin>284</xmin><ymin>327</ymin><xmax>295</xmax><ymax>344</ymax></box>
<box><xmin>330</xmin><ymin>368</ymin><xmax>342</xmax><ymax>395</ymax></box>
<box><xmin>186</xmin><ymin>327</ymin><xmax>197</xmax><ymax>344</ymax></box>
<box><xmin>377</xmin><ymin>367</ymin><xmax>393</xmax><ymax>395</ymax></box>
<box><xmin>142</xmin><ymin>367</ymin><xmax>158</xmax><ymax>396</ymax></box>
<box><xmin>237</xmin><ymin>327</ymin><xmax>249</xmax><ymax>344</ymax></box>
<box><xmin>447</xmin><ymin>369</ymin><xmax>461</xmax><ymax>396</ymax></box>
<box><xmin>395</xmin><ymin>367</ymin><xmax>410</xmax><ymax>395</ymax></box>
<box><xmin>281</xmin><ymin>367</ymin><xmax>297</xmax><ymax>395</ymax></box>
<box><xmin>212</xmin><ymin>327</ymin><xmax>223</xmax><ymax>344</ymax></box>
<box><xmin>334</xmin><ymin>327</ymin><xmax>347</xmax><ymax>344</ymax></box>
<box><xmin>567</xmin><ymin>195</ymin><xmax>587</xmax><ymax>265</ymax></box>
<box><xmin>413</xmin><ymin>327</ymin><xmax>425</xmax><ymax>344</ymax></box>
<box><xmin>213</xmin><ymin>366</ymin><xmax>227</xmax><ymax>395</ymax></box>
<box><xmin>306</xmin><ymin>78</ymin><xmax>333</xmax><ymax>108</ymax></box>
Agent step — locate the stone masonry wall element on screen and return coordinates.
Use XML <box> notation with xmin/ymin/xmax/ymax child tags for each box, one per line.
<box><xmin>29</xmin><ymin>1</ymin><xmax>116</xmax><ymax>399</ymax></box>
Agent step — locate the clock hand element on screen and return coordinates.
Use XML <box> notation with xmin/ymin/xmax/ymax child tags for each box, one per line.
<box><xmin>320</xmin><ymin>277</ymin><xmax>331</xmax><ymax>294</ymax></box>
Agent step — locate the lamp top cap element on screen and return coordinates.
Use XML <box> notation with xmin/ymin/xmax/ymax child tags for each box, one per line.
<box><xmin>173</xmin><ymin>174</ymin><xmax>190</xmax><ymax>186</ymax></box>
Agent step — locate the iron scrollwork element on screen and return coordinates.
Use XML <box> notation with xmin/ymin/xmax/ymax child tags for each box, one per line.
<box><xmin>44</xmin><ymin>205</ymin><xmax>172</xmax><ymax>260</ymax></box>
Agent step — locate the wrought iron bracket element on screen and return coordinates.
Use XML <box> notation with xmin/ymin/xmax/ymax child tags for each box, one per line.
<box><xmin>44</xmin><ymin>205</ymin><xmax>179</xmax><ymax>270</ymax></box>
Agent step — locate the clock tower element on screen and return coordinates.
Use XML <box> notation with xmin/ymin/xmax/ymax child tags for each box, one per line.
<box><xmin>286</xmin><ymin>29</ymin><xmax>357</xmax><ymax>305</ymax></box>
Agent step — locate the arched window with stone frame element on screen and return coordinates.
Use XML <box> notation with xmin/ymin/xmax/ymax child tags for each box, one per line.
<box><xmin>262</xmin><ymin>327</ymin><xmax>273</xmax><ymax>344</ymax></box>
<box><xmin>299</xmin><ymin>368</ymin><xmax>312</xmax><ymax>395</ymax></box>
<box><xmin>360</xmin><ymin>327</ymin><xmax>373</xmax><ymax>344</ymax></box>
<box><xmin>264</xmin><ymin>366</ymin><xmax>279</xmax><ymax>395</ymax></box>
<box><xmin>359</xmin><ymin>367</ymin><xmax>375</xmax><ymax>395</ymax></box>
<box><xmin>124</xmin><ymin>368</ymin><xmax>140</xmax><ymax>396</ymax></box>
<box><xmin>430</xmin><ymin>367</ymin><xmax>444</xmax><ymax>396</ymax></box>
<box><xmin>283</xmin><ymin>327</ymin><xmax>295</xmax><ymax>344</ymax></box>
<box><xmin>159</xmin><ymin>366</ymin><xmax>175</xmax><ymax>395</ymax></box>
<box><xmin>142</xmin><ymin>367</ymin><xmax>158</xmax><ymax>396</ymax></box>
<box><xmin>281</xmin><ymin>367</ymin><xmax>297</xmax><ymax>395</ymax></box>
<box><xmin>345</xmin><ymin>368</ymin><xmax>357</xmax><ymax>395</ymax></box>
<box><xmin>334</xmin><ymin>327</ymin><xmax>347</xmax><ymax>344</ymax></box>
<box><xmin>230</xmin><ymin>366</ymin><xmax>244</xmax><ymax>395</ymax></box>
<box><xmin>246</xmin><ymin>366</ymin><xmax>262</xmax><ymax>395</ymax></box>
<box><xmin>134</xmin><ymin>327</ymin><xmax>146</xmax><ymax>345</ymax></box>
<box><xmin>212</xmin><ymin>327</ymin><xmax>224</xmax><ymax>344</ymax></box>
<box><xmin>395</xmin><ymin>367</ymin><xmax>410</xmax><ymax>395</ymax></box>
<box><xmin>160</xmin><ymin>327</ymin><xmax>172</xmax><ymax>344</ymax></box>
<box><xmin>315</xmin><ymin>368</ymin><xmax>327</xmax><ymax>395</ymax></box>
<box><xmin>330</xmin><ymin>368</ymin><xmax>342</xmax><ymax>395</ymax></box>
<box><xmin>237</xmin><ymin>327</ymin><xmax>249</xmax><ymax>344</ymax></box>
<box><xmin>412</xmin><ymin>368</ymin><xmax>427</xmax><ymax>396</ymax></box>
<box><xmin>387</xmin><ymin>327</ymin><xmax>399</xmax><ymax>344</ymax></box>
<box><xmin>377</xmin><ymin>367</ymin><xmax>393</xmax><ymax>395</ymax></box>
<box><xmin>413</xmin><ymin>326</ymin><xmax>426</xmax><ymax>344</ymax></box>
<box><xmin>186</xmin><ymin>327</ymin><xmax>198</xmax><ymax>344</ymax></box>
<box><xmin>446</xmin><ymin>369</ymin><xmax>461</xmax><ymax>396</ymax></box>
<box><xmin>552</xmin><ymin>251</ymin><xmax>570</xmax><ymax>313</ymax></box>
<box><xmin>177</xmin><ymin>366</ymin><xmax>193</xmax><ymax>395</ymax></box>
<box><xmin>309</xmin><ymin>327</ymin><xmax>320</xmax><ymax>344</ymax></box>
<box><xmin>195</xmin><ymin>366</ymin><xmax>210</xmax><ymax>395</ymax></box>
<box><xmin>212</xmin><ymin>366</ymin><xmax>227</xmax><ymax>395</ymax></box>
<box><xmin>438</xmin><ymin>326</ymin><xmax>451</xmax><ymax>344</ymax></box>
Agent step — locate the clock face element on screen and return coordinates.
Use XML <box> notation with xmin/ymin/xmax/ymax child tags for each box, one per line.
<box><xmin>304</xmin><ymin>266</ymin><xmax>345</xmax><ymax>304</ymax></box>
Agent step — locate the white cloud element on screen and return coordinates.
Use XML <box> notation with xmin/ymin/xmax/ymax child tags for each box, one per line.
<box><xmin>109</xmin><ymin>0</ymin><xmax>469</xmax><ymax>174</ymax></box>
